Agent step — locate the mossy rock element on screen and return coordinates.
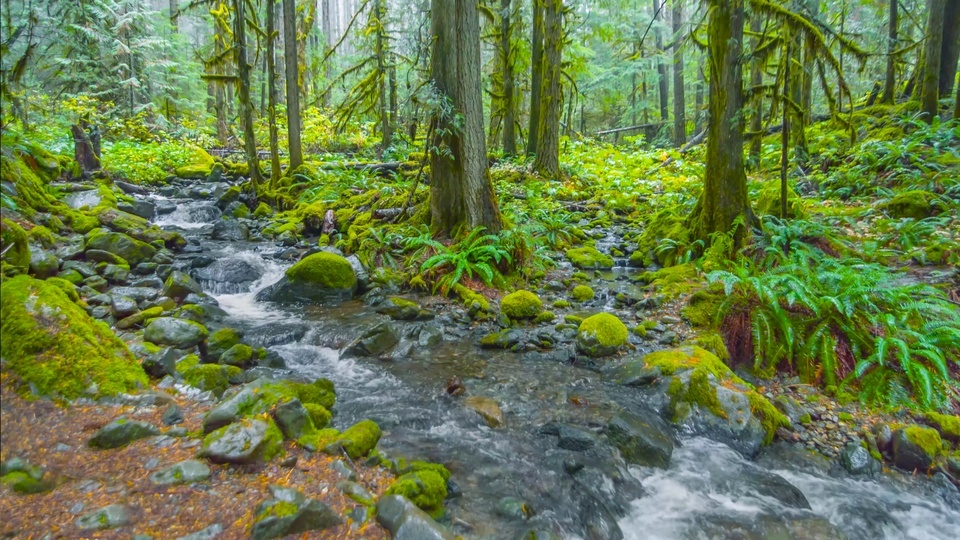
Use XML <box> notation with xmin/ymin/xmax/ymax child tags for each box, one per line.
<box><xmin>1</xmin><ymin>219</ymin><xmax>31</xmax><ymax>275</ymax></box>
<box><xmin>879</xmin><ymin>190</ymin><xmax>944</xmax><ymax>219</ymax></box>
<box><xmin>0</xmin><ymin>470</ymin><xmax>55</xmax><ymax>494</ymax></box>
<box><xmin>682</xmin><ymin>286</ymin><xmax>725</xmax><ymax>328</ymax></box>
<box><xmin>199</xmin><ymin>417</ymin><xmax>284</xmax><ymax>464</ymax></box>
<box><xmin>219</xmin><ymin>343</ymin><xmax>254</xmax><ymax>367</ymax></box>
<box><xmin>452</xmin><ymin>284</ymin><xmax>492</xmax><ymax>314</ymax></box>
<box><xmin>253</xmin><ymin>202</ymin><xmax>274</xmax><ymax>218</ymax></box>
<box><xmin>892</xmin><ymin>425</ymin><xmax>942</xmax><ymax>471</ymax></box>
<box><xmin>207</xmin><ymin>327</ymin><xmax>242</xmax><ymax>359</ymax></box>
<box><xmin>84</xmin><ymin>228</ymin><xmax>156</xmax><ymax>266</ymax></box>
<box><xmin>925</xmin><ymin>412</ymin><xmax>960</xmax><ymax>444</ymax></box>
<box><xmin>566</xmin><ymin>247</ymin><xmax>614</xmax><ymax>270</ymax></box>
<box><xmin>553</xmin><ymin>299</ymin><xmax>571</xmax><ymax>309</ymax></box>
<box><xmin>322</xmin><ymin>420</ymin><xmax>381</xmax><ymax>459</ymax></box>
<box><xmin>576</xmin><ymin>313</ymin><xmax>628</xmax><ymax>357</ymax></box>
<box><xmin>501</xmin><ymin>290</ymin><xmax>543</xmax><ymax>320</ymax></box>
<box><xmin>571</xmin><ymin>285</ymin><xmax>595</xmax><ymax>302</ymax></box>
<box><xmin>640</xmin><ymin>263</ymin><xmax>700</xmax><ymax>300</ymax></box>
<box><xmin>174</xmin><ymin>163</ymin><xmax>214</xmax><ymax>180</ymax></box>
<box><xmin>258</xmin><ymin>252</ymin><xmax>357</xmax><ymax>304</ymax></box>
<box><xmin>633</xmin><ymin>209</ymin><xmax>690</xmax><ymax>267</ymax></box>
<box><xmin>303</xmin><ymin>403</ymin><xmax>332</xmax><ymax>429</ymax></box>
<box><xmin>754</xmin><ymin>182</ymin><xmax>805</xmax><ymax>219</ymax></box>
<box><xmin>534</xmin><ymin>311</ymin><xmax>556</xmax><ymax>324</ymax></box>
<box><xmin>384</xmin><ymin>470</ymin><xmax>448</xmax><ymax>516</ymax></box>
<box><xmin>0</xmin><ymin>275</ymin><xmax>147</xmax><ymax>399</ymax></box>
<box><xmin>27</xmin><ymin>225</ymin><xmax>56</xmax><ymax>249</ymax></box>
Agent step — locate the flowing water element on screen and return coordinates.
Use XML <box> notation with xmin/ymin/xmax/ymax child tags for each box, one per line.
<box><xmin>153</xmin><ymin>189</ymin><xmax>960</xmax><ymax>539</ymax></box>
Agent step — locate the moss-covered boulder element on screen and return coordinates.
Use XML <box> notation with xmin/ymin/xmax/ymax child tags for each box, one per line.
<box><xmin>256</xmin><ymin>252</ymin><xmax>357</xmax><ymax>304</ymax></box>
<box><xmin>632</xmin><ymin>209</ymin><xmax>689</xmax><ymax>267</ymax></box>
<box><xmin>88</xmin><ymin>416</ymin><xmax>160</xmax><ymax>449</ymax></box>
<box><xmin>566</xmin><ymin>247</ymin><xmax>614</xmax><ymax>270</ymax></box>
<box><xmin>253</xmin><ymin>202</ymin><xmax>274</xmax><ymax>218</ymax></box>
<box><xmin>572</xmin><ymin>285</ymin><xmax>595</xmax><ymax>302</ymax></box>
<box><xmin>198</xmin><ymin>418</ymin><xmax>284</xmax><ymax>464</ymax></box>
<box><xmin>251</xmin><ymin>485</ymin><xmax>342</xmax><ymax>539</ymax></box>
<box><xmin>879</xmin><ymin>190</ymin><xmax>944</xmax><ymax>219</ymax></box>
<box><xmin>384</xmin><ymin>469</ymin><xmax>448</xmax><ymax>516</ymax></box>
<box><xmin>207</xmin><ymin>327</ymin><xmax>242</xmax><ymax>359</ymax></box>
<box><xmin>500</xmin><ymin>290</ymin><xmax>543</xmax><ymax>320</ymax></box>
<box><xmin>1</xmin><ymin>219</ymin><xmax>31</xmax><ymax>275</ymax></box>
<box><xmin>0</xmin><ymin>275</ymin><xmax>147</xmax><ymax>399</ymax></box>
<box><xmin>163</xmin><ymin>270</ymin><xmax>203</xmax><ymax>302</ymax></box>
<box><xmin>314</xmin><ymin>420</ymin><xmax>381</xmax><ymax>459</ymax></box>
<box><xmin>891</xmin><ymin>425</ymin><xmax>942</xmax><ymax>471</ymax></box>
<box><xmin>576</xmin><ymin>313</ymin><xmax>628</xmax><ymax>357</ymax></box>
<box><xmin>84</xmin><ymin>228</ymin><xmax>155</xmax><ymax>266</ymax></box>
<box><xmin>376</xmin><ymin>297</ymin><xmax>423</xmax><ymax>321</ymax></box>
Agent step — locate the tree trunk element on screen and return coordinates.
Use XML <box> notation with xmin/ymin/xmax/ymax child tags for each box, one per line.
<box><xmin>375</xmin><ymin>0</ymin><xmax>392</xmax><ymax>152</ymax></box>
<box><xmin>921</xmin><ymin>0</ymin><xmax>946</xmax><ymax>122</ymax></box>
<box><xmin>695</xmin><ymin>63</ymin><xmax>704</xmax><ymax>132</ymax></box>
<box><xmin>748</xmin><ymin>14</ymin><xmax>763</xmax><ymax>168</ymax></box>
<box><xmin>789</xmin><ymin>24</ymin><xmax>808</xmax><ymax>164</ymax></box>
<box><xmin>940</xmin><ymin>0</ymin><xmax>960</xmax><ymax>97</ymax></box>
<box><xmin>169</xmin><ymin>0</ymin><xmax>178</xmax><ymax>31</ymax></box>
<box><xmin>234</xmin><ymin>0</ymin><xmax>262</xmax><ymax>188</ymax></box>
<box><xmin>501</xmin><ymin>0</ymin><xmax>517</xmax><ymax>156</ymax></box>
<box><xmin>801</xmin><ymin>0</ymin><xmax>818</xmax><ymax>124</ymax></box>
<box><xmin>71</xmin><ymin>124</ymin><xmax>101</xmax><ymax>175</ymax></box>
<box><xmin>781</xmin><ymin>34</ymin><xmax>791</xmax><ymax>220</ymax></box>
<box><xmin>653</xmin><ymin>0</ymin><xmax>669</xmax><ymax>124</ymax></box>
<box><xmin>881</xmin><ymin>0</ymin><xmax>899</xmax><ymax>104</ymax></box>
<box><xmin>687</xmin><ymin>0</ymin><xmax>751</xmax><ymax>244</ymax></box>
<box><xmin>267</xmin><ymin>0</ymin><xmax>281</xmax><ymax>188</ymax></box>
<box><xmin>430</xmin><ymin>0</ymin><xmax>502</xmax><ymax>235</ymax></box>
<box><xmin>672</xmin><ymin>2</ymin><xmax>686</xmax><ymax>147</ymax></box>
<box><xmin>283</xmin><ymin>0</ymin><xmax>304</xmax><ymax>169</ymax></box>
<box><xmin>533</xmin><ymin>0</ymin><xmax>563</xmax><ymax>178</ymax></box>
<box><xmin>321</xmin><ymin>0</ymin><xmax>333</xmax><ymax>108</ymax></box>
<box><xmin>955</xmin><ymin>70</ymin><xmax>960</xmax><ymax>119</ymax></box>
<box><xmin>527</xmin><ymin>0</ymin><xmax>544</xmax><ymax>156</ymax></box>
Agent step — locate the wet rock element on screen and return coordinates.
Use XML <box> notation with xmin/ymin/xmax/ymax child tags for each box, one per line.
<box><xmin>29</xmin><ymin>250</ymin><xmax>59</xmax><ymax>279</ymax></box>
<box><xmin>774</xmin><ymin>395</ymin><xmax>808</xmax><ymax>425</ymax></box>
<box><xmin>342</xmin><ymin>322</ymin><xmax>399</xmax><ymax>357</ymax></box>
<box><xmin>198</xmin><ymin>419</ymin><xmax>281</xmax><ymax>464</ymax></box>
<box><xmin>111</xmin><ymin>295</ymin><xmax>139</xmax><ymax>318</ymax></box>
<box><xmin>85</xmin><ymin>229</ymin><xmax>156</xmax><ymax>265</ymax></box>
<box><xmin>606</xmin><ymin>411</ymin><xmax>674</xmax><ymax>468</ymax></box>
<box><xmin>251</xmin><ymin>485</ymin><xmax>342</xmax><ymax>540</ymax></box>
<box><xmin>376</xmin><ymin>494</ymin><xmax>455</xmax><ymax>540</ymax></box>
<box><xmin>891</xmin><ymin>426</ymin><xmax>941</xmax><ymax>471</ymax></box>
<box><xmin>377</xmin><ymin>297</ymin><xmax>423</xmax><ymax>320</ymax></box>
<box><xmin>203</xmin><ymin>385</ymin><xmax>267</xmax><ymax>433</ymax></box>
<box><xmin>211</xmin><ymin>219</ymin><xmax>249</xmax><ymax>241</ymax></box>
<box><xmin>418</xmin><ymin>326</ymin><xmax>443</xmax><ymax>347</ymax></box>
<box><xmin>155</xmin><ymin>200</ymin><xmax>178</xmax><ymax>215</ymax></box>
<box><xmin>163</xmin><ymin>270</ymin><xmax>203</xmax><ymax>302</ymax></box>
<box><xmin>101</xmin><ymin>263</ymin><xmax>129</xmax><ymax>284</ymax></box>
<box><xmin>193</xmin><ymin>258</ymin><xmax>259</xmax><ymax>294</ymax></box>
<box><xmin>143</xmin><ymin>317</ymin><xmax>208</xmax><ymax>348</ymax></box>
<box><xmin>118</xmin><ymin>200</ymin><xmax>155</xmax><ymax>220</ymax></box>
<box><xmin>497</xmin><ymin>496</ymin><xmax>533</xmax><ymax>519</ymax></box>
<box><xmin>557</xmin><ymin>425</ymin><xmax>598</xmax><ymax>451</ymax></box>
<box><xmin>840</xmin><ymin>442</ymin><xmax>881</xmax><ymax>476</ymax></box>
<box><xmin>75</xmin><ymin>504</ymin><xmax>130</xmax><ymax>530</ymax></box>
<box><xmin>464</xmin><ymin>396</ymin><xmax>505</xmax><ymax>428</ymax></box>
<box><xmin>345</xmin><ymin>254</ymin><xmax>369</xmax><ymax>292</ymax></box>
<box><xmin>274</xmin><ymin>399</ymin><xmax>312</xmax><ymax>439</ymax></box>
<box><xmin>613</xmin><ymin>360</ymin><xmax>662</xmax><ymax>387</ymax></box>
<box><xmin>162</xmin><ymin>403</ymin><xmax>184</xmax><ymax>425</ymax></box>
<box><xmin>142</xmin><ymin>347</ymin><xmax>180</xmax><ymax>378</ymax></box>
<box><xmin>148</xmin><ymin>459</ymin><xmax>211</xmax><ymax>485</ymax></box>
<box><xmin>577</xmin><ymin>491</ymin><xmax>624</xmax><ymax>540</ymax></box>
<box><xmin>88</xmin><ymin>417</ymin><xmax>160</xmax><ymax>449</ymax></box>
<box><xmin>110</xmin><ymin>286</ymin><xmax>160</xmax><ymax>303</ymax></box>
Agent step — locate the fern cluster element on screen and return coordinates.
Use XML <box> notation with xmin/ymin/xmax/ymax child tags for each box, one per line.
<box><xmin>401</xmin><ymin>227</ymin><xmax>512</xmax><ymax>294</ymax></box>
<box><xmin>709</xmin><ymin>216</ymin><xmax>960</xmax><ymax>410</ymax></box>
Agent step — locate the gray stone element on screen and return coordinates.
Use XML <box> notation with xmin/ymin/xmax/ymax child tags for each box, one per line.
<box><xmin>198</xmin><ymin>419</ymin><xmax>279</xmax><ymax>464</ymax></box>
<box><xmin>110</xmin><ymin>286</ymin><xmax>160</xmax><ymax>302</ymax></box>
<box><xmin>88</xmin><ymin>417</ymin><xmax>160</xmax><ymax>449</ymax></box>
<box><xmin>162</xmin><ymin>403</ymin><xmax>184</xmax><ymax>425</ymax></box>
<box><xmin>176</xmin><ymin>524</ymin><xmax>223</xmax><ymax>540</ymax></box>
<box><xmin>211</xmin><ymin>219</ymin><xmax>249</xmax><ymax>241</ymax></box>
<box><xmin>557</xmin><ymin>425</ymin><xmax>597</xmax><ymax>451</ymax></box>
<box><xmin>142</xmin><ymin>348</ymin><xmax>180</xmax><ymax>378</ymax></box>
<box><xmin>251</xmin><ymin>486</ymin><xmax>342</xmax><ymax>540</ymax></box>
<box><xmin>337</xmin><ymin>480</ymin><xmax>375</xmax><ymax>504</ymax></box>
<box><xmin>329</xmin><ymin>460</ymin><xmax>357</xmax><ymax>481</ymax></box>
<box><xmin>497</xmin><ymin>496</ymin><xmax>532</xmax><ymax>519</ymax></box>
<box><xmin>342</xmin><ymin>322</ymin><xmax>399</xmax><ymax>357</ymax></box>
<box><xmin>101</xmin><ymin>264</ymin><xmax>130</xmax><ymax>284</ymax></box>
<box><xmin>143</xmin><ymin>317</ymin><xmax>208</xmax><ymax>348</ymax></box>
<box><xmin>274</xmin><ymin>399</ymin><xmax>312</xmax><ymax>439</ymax></box>
<box><xmin>29</xmin><ymin>250</ymin><xmax>60</xmax><ymax>279</ymax></box>
<box><xmin>376</xmin><ymin>495</ymin><xmax>455</xmax><ymax>540</ymax></box>
<box><xmin>75</xmin><ymin>504</ymin><xmax>131</xmax><ymax>530</ymax></box>
<box><xmin>149</xmin><ymin>459</ymin><xmax>211</xmax><ymax>485</ymax></box>
<box><xmin>164</xmin><ymin>271</ymin><xmax>204</xmax><ymax>301</ymax></box>
<box><xmin>891</xmin><ymin>427</ymin><xmax>938</xmax><ymax>471</ymax></box>
<box><xmin>607</xmin><ymin>412</ymin><xmax>674</xmax><ymax>468</ymax></box>
<box><xmin>111</xmin><ymin>295</ymin><xmax>139</xmax><ymax>318</ymax></box>
<box><xmin>613</xmin><ymin>360</ymin><xmax>662</xmax><ymax>387</ymax></box>
<box><xmin>418</xmin><ymin>326</ymin><xmax>443</xmax><ymax>347</ymax></box>
<box><xmin>840</xmin><ymin>443</ymin><xmax>881</xmax><ymax>476</ymax></box>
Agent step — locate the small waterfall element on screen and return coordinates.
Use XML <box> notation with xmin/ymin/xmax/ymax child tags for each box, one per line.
<box><xmin>207</xmin><ymin>248</ymin><xmax>290</xmax><ymax>322</ymax></box>
<box><xmin>152</xmin><ymin>198</ymin><xmax>221</xmax><ymax>230</ymax></box>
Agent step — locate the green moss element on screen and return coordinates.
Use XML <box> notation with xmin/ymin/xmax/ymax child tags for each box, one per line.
<box><xmin>678</xmin><ymin>368</ymin><xmax>727</xmax><ymax>419</ymax></box>
<box><xmin>634</xmin><ymin>209</ymin><xmax>690</xmax><ymax>267</ymax></box>
<box><xmin>686</xmin><ymin>333</ymin><xmax>730</xmax><ymax>361</ymax></box>
<box><xmin>838</xmin><ymin>412</ymin><xmax>854</xmax><ymax>422</ymax></box>
<box><xmin>747</xmin><ymin>391</ymin><xmax>791</xmax><ymax>444</ymax></box>
<box><xmin>231</xmin><ymin>203</ymin><xmax>250</xmax><ymax>219</ymax></box>
<box><xmin>534</xmin><ymin>311</ymin><xmax>556</xmax><ymax>324</ymax></box>
<box><xmin>553</xmin><ymin>299</ymin><xmax>571</xmax><ymax>309</ymax></box>
<box><xmin>285</xmin><ymin>252</ymin><xmax>357</xmax><ymax>290</ymax></box>
<box><xmin>903</xmin><ymin>425</ymin><xmax>943</xmax><ymax>459</ymax></box>
<box><xmin>682</xmin><ymin>286</ymin><xmax>725</xmax><ymax>328</ymax></box>
<box><xmin>577</xmin><ymin>313</ymin><xmax>628</xmax><ymax>356</ymax></box>
<box><xmin>253</xmin><ymin>202</ymin><xmax>273</xmax><ymax>218</ymax></box>
<box><xmin>879</xmin><ymin>190</ymin><xmax>943</xmax><ymax>219</ymax></box>
<box><xmin>278</xmin><ymin>379</ymin><xmax>336</xmax><ymax>410</ymax></box>
<box><xmin>181</xmin><ymin>364</ymin><xmax>237</xmax><ymax>396</ymax></box>
<box><xmin>219</xmin><ymin>344</ymin><xmax>253</xmax><ymax>366</ymax></box>
<box><xmin>174</xmin><ymin>163</ymin><xmax>213</xmax><ymax>179</ymax></box>
<box><xmin>566</xmin><ymin>246</ymin><xmax>614</xmax><ymax>269</ymax></box>
<box><xmin>452</xmin><ymin>284</ymin><xmax>491</xmax><ymax>312</ymax></box>
<box><xmin>572</xmin><ymin>285</ymin><xmax>595</xmax><ymax>302</ymax></box>
<box><xmin>564</xmin><ymin>314</ymin><xmax>584</xmax><ymax>326</ymax></box>
<box><xmin>175</xmin><ymin>354</ymin><xmax>200</xmax><ymax>374</ymax></box>
<box><xmin>925</xmin><ymin>412</ymin><xmax>960</xmax><ymax>442</ymax></box>
<box><xmin>643</xmin><ymin>346</ymin><xmax>733</xmax><ymax>380</ymax></box>
<box><xmin>640</xmin><ymin>263</ymin><xmax>700</xmax><ymax>300</ymax></box>
<box><xmin>0</xmin><ymin>275</ymin><xmax>147</xmax><ymax>399</ymax></box>
<box><xmin>261</xmin><ymin>500</ymin><xmax>298</xmax><ymax>519</ymax></box>
<box><xmin>799</xmin><ymin>412</ymin><xmax>812</xmax><ymax>425</ymax></box>
<box><xmin>0</xmin><ymin>471</ymin><xmax>51</xmax><ymax>494</ymax></box>
<box><xmin>303</xmin><ymin>403</ymin><xmax>332</xmax><ymax>429</ymax></box>
<box><xmin>754</xmin><ymin>182</ymin><xmax>805</xmax><ymax>218</ymax></box>
<box><xmin>297</xmin><ymin>428</ymin><xmax>341</xmax><ymax>451</ymax></box>
<box><xmin>27</xmin><ymin>225</ymin><xmax>56</xmax><ymax>249</ymax></box>
<box><xmin>207</xmin><ymin>328</ymin><xmax>241</xmax><ymax>358</ymax></box>
<box><xmin>632</xmin><ymin>325</ymin><xmax>648</xmax><ymax>338</ymax></box>
<box><xmin>1</xmin><ymin>219</ymin><xmax>31</xmax><ymax>275</ymax></box>
<box><xmin>384</xmin><ymin>470</ymin><xmax>448</xmax><ymax>515</ymax></box>
<box><xmin>45</xmin><ymin>277</ymin><xmax>79</xmax><ymax>302</ymax></box>
<box><xmin>324</xmin><ymin>420</ymin><xmax>381</xmax><ymax>459</ymax></box>
<box><xmin>501</xmin><ymin>290</ymin><xmax>543</xmax><ymax>320</ymax></box>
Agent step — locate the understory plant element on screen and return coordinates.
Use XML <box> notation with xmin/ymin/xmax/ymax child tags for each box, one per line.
<box><xmin>401</xmin><ymin>227</ymin><xmax>512</xmax><ymax>294</ymax></box>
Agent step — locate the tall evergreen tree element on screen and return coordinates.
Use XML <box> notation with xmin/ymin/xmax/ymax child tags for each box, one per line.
<box><xmin>533</xmin><ymin>0</ymin><xmax>563</xmax><ymax>178</ymax></box>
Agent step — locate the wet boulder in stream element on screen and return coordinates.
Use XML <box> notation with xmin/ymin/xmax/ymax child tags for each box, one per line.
<box><xmin>211</xmin><ymin>218</ymin><xmax>249</xmax><ymax>241</ymax></box>
<box><xmin>256</xmin><ymin>252</ymin><xmax>357</xmax><ymax>305</ymax></box>
<box><xmin>606</xmin><ymin>411</ymin><xmax>675</xmax><ymax>468</ymax></box>
<box><xmin>143</xmin><ymin>317</ymin><xmax>208</xmax><ymax>348</ymax></box>
<box><xmin>163</xmin><ymin>270</ymin><xmax>203</xmax><ymax>301</ymax></box>
<box><xmin>84</xmin><ymin>228</ymin><xmax>156</xmax><ymax>266</ymax></box>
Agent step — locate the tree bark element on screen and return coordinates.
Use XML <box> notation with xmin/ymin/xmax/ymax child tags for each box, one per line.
<box><xmin>267</xmin><ymin>0</ymin><xmax>281</xmax><ymax>188</ymax></box>
<box><xmin>955</xmin><ymin>70</ymin><xmax>960</xmax><ymax>119</ymax></box>
<box><xmin>653</xmin><ymin>0</ymin><xmax>669</xmax><ymax>124</ymax></box>
<box><xmin>283</xmin><ymin>0</ymin><xmax>304</xmax><ymax>169</ymax></box>
<box><xmin>71</xmin><ymin>124</ymin><xmax>101</xmax><ymax>175</ymax></box>
<box><xmin>921</xmin><ymin>0</ymin><xmax>946</xmax><ymax>122</ymax></box>
<box><xmin>801</xmin><ymin>0</ymin><xmax>818</xmax><ymax>125</ymax></box>
<box><xmin>527</xmin><ymin>0</ymin><xmax>544</xmax><ymax>156</ymax></box>
<box><xmin>939</xmin><ymin>0</ymin><xmax>960</xmax><ymax>97</ymax></box>
<box><xmin>694</xmin><ymin>64</ymin><xmax>704</xmax><ymax>132</ymax></box>
<box><xmin>501</xmin><ymin>0</ymin><xmax>517</xmax><ymax>156</ymax></box>
<box><xmin>687</xmin><ymin>0</ymin><xmax>751</xmax><ymax>244</ymax></box>
<box><xmin>781</xmin><ymin>33</ymin><xmax>791</xmax><ymax>220</ymax></box>
<box><xmin>881</xmin><ymin>0</ymin><xmax>899</xmax><ymax>104</ymax></box>
<box><xmin>748</xmin><ymin>14</ymin><xmax>763</xmax><ymax>167</ymax></box>
<box><xmin>321</xmin><ymin>0</ymin><xmax>333</xmax><ymax>108</ymax></box>
<box><xmin>169</xmin><ymin>0</ymin><xmax>178</xmax><ymax>31</ymax></box>
<box><xmin>375</xmin><ymin>0</ymin><xmax>392</xmax><ymax>151</ymax></box>
<box><xmin>533</xmin><ymin>0</ymin><xmax>563</xmax><ymax>178</ymax></box>
<box><xmin>789</xmin><ymin>20</ymin><xmax>807</xmax><ymax>164</ymax></box>
<box><xmin>430</xmin><ymin>0</ymin><xmax>502</xmax><ymax>235</ymax></box>
<box><xmin>234</xmin><ymin>0</ymin><xmax>262</xmax><ymax>187</ymax></box>
<box><xmin>672</xmin><ymin>2</ymin><xmax>686</xmax><ymax>147</ymax></box>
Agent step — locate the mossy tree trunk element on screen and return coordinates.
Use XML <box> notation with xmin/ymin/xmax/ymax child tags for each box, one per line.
<box><xmin>501</xmin><ymin>0</ymin><xmax>517</xmax><ymax>157</ymax></box>
<box><xmin>267</xmin><ymin>0</ymin><xmax>281</xmax><ymax>189</ymax></box>
<box><xmin>788</xmin><ymin>22</ymin><xmax>807</xmax><ymax>165</ymax></box>
<box><xmin>694</xmin><ymin>63</ymin><xmax>704</xmax><ymax>132</ymax></box>
<box><xmin>881</xmin><ymin>0</ymin><xmax>899</xmax><ymax>104</ymax></box>
<box><xmin>687</xmin><ymin>0</ymin><xmax>752</xmax><ymax>245</ymax></box>
<box><xmin>527</xmin><ymin>0</ymin><xmax>544</xmax><ymax>157</ymax></box>
<box><xmin>429</xmin><ymin>0</ymin><xmax>503</xmax><ymax>236</ymax></box>
<box><xmin>940</xmin><ymin>0</ymin><xmax>960</xmax><ymax>97</ymax></box>
<box><xmin>375</xmin><ymin>0</ymin><xmax>392</xmax><ymax>152</ymax></box>
<box><xmin>283</xmin><ymin>0</ymin><xmax>304</xmax><ymax>171</ymax></box>
<box><xmin>234</xmin><ymin>0</ymin><xmax>262</xmax><ymax>188</ymax></box>
<box><xmin>321</xmin><ymin>0</ymin><xmax>333</xmax><ymax>108</ymax></box>
<box><xmin>653</xmin><ymin>0</ymin><xmax>669</xmax><ymax>125</ymax></box>
<box><xmin>672</xmin><ymin>2</ymin><xmax>686</xmax><ymax>147</ymax></box>
<box><xmin>533</xmin><ymin>0</ymin><xmax>563</xmax><ymax>178</ymax></box>
<box><xmin>920</xmin><ymin>0</ymin><xmax>946</xmax><ymax>122</ymax></box>
<box><xmin>748</xmin><ymin>14</ymin><xmax>764</xmax><ymax>168</ymax></box>
<box><xmin>71</xmin><ymin>124</ymin><xmax>101</xmax><ymax>175</ymax></box>
<box><xmin>954</xmin><ymin>71</ymin><xmax>960</xmax><ymax>119</ymax></box>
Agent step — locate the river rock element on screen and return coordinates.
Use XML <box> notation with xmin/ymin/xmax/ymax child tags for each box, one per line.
<box><xmin>149</xmin><ymin>459</ymin><xmax>211</xmax><ymax>485</ymax></box>
<box><xmin>891</xmin><ymin>426</ymin><xmax>941</xmax><ymax>471</ymax></box>
<box><xmin>118</xmin><ymin>200</ymin><xmax>156</xmax><ymax>220</ymax></box>
<box><xmin>251</xmin><ymin>485</ymin><xmax>342</xmax><ymax>540</ymax></box>
<box><xmin>164</xmin><ymin>270</ymin><xmax>203</xmax><ymax>302</ymax></box>
<box><xmin>75</xmin><ymin>504</ymin><xmax>130</xmax><ymax>530</ymax></box>
<box><xmin>203</xmin><ymin>384</ymin><xmax>269</xmax><ymax>433</ymax></box>
<box><xmin>192</xmin><ymin>258</ymin><xmax>259</xmax><ymax>293</ymax></box>
<box><xmin>143</xmin><ymin>317</ymin><xmax>208</xmax><ymax>348</ymax></box>
<box><xmin>211</xmin><ymin>219</ymin><xmax>249</xmax><ymax>241</ymax></box>
<box><xmin>101</xmin><ymin>263</ymin><xmax>129</xmax><ymax>284</ymax></box>
<box><xmin>85</xmin><ymin>229</ymin><xmax>156</xmax><ymax>266</ymax></box>
<box><xmin>176</xmin><ymin>524</ymin><xmax>223</xmax><ymax>540</ymax></box>
<box><xmin>273</xmin><ymin>399</ymin><xmax>312</xmax><ymax>439</ymax></box>
<box><xmin>376</xmin><ymin>495</ymin><xmax>455</xmax><ymax>540</ymax></box>
<box><xmin>840</xmin><ymin>442</ymin><xmax>881</xmax><ymax>476</ymax></box>
<box><xmin>256</xmin><ymin>252</ymin><xmax>357</xmax><ymax>305</ymax></box>
<box><xmin>111</xmin><ymin>295</ymin><xmax>139</xmax><ymax>318</ymax></box>
<box><xmin>557</xmin><ymin>425</ymin><xmax>598</xmax><ymax>451</ymax></box>
<box><xmin>342</xmin><ymin>322</ymin><xmax>399</xmax><ymax>357</ymax></box>
<box><xmin>606</xmin><ymin>411</ymin><xmax>674</xmax><ymax>468</ymax></box>
<box><xmin>155</xmin><ymin>199</ymin><xmax>177</xmax><ymax>215</ymax></box>
<box><xmin>198</xmin><ymin>419</ymin><xmax>281</xmax><ymax>464</ymax></box>
<box><xmin>464</xmin><ymin>396</ymin><xmax>505</xmax><ymax>428</ymax></box>
<box><xmin>29</xmin><ymin>250</ymin><xmax>59</xmax><ymax>279</ymax></box>
<box><xmin>110</xmin><ymin>286</ymin><xmax>160</xmax><ymax>303</ymax></box>
<box><xmin>88</xmin><ymin>417</ymin><xmax>160</xmax><ymax>449</ymax></box>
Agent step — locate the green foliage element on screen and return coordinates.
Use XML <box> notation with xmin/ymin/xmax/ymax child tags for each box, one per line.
<box><xmin>402</xmin><ymin>227</ymin><xmax>511</xmax><ymax>294</ymax></box>
<box><xmin>101</xmin><ymin>141</ymin><xmax>214</xmax><ymax>184</ymax></box>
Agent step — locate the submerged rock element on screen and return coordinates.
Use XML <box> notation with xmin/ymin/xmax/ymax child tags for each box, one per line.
<box><xmin>464</xmin><ymin>396</ymin><xmax>505</xmax><ymax>428</ymax></box>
